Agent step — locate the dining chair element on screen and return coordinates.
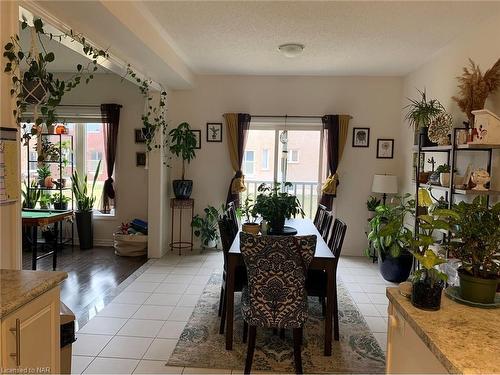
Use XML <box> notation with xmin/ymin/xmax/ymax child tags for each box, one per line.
<box><xmin>217</xmin><ymin>211</ymin><xmax>247</xmax><ymax>335</ymax></box>
<box><xmin>227</xmin><ymin>201</ymin><xmax>239</xmax><ymax>235</ymax></box>
<box><xmin>320</xmin><ymin>210</ymin><xmax>334</xmax><ymax>242</ymax></box>
<box><xmin>313</xmin><ymin>204</ymin><xmax>327</xmax><ymax>230</ymax></box>
<box><xmin>239</xmin><ymin>232</ymin><xmax>317</xmax><ymax>374</ymax></box>
<box><xmin>305</xmin><ymin>218</ymin><xmax>347</xmax><ymax>341</ymax></box>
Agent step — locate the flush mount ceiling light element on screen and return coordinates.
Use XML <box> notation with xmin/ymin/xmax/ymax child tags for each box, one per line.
<box><xmin>278</xmin><ymin>43</ymin><xmax>305</xmax><ymax>58</ymax></box>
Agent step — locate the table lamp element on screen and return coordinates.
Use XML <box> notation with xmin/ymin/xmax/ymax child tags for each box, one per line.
<box><xmin>372</xmin><ymin>174</ymin><xmax>398</xmax><ymax>205</ymax></box>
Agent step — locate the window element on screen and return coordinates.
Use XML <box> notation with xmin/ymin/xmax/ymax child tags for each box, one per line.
<box><xmin>288</xmin><ymin>149</ymin><xmax>299</xmax><ymax>163</ymax></box>
<box><xmin>84</xmin><ymin>123</ymin><xmax>109</xmax><ymax>214</ymax></box>
<box><xmin>261</xmin><ymin>149</ymin><xmax>269</xmax><ymax>170</ymax></box>
<box><xmin>243</xmin><ymin>150</ymin><xmax>255</xmax><ymax>176</ymax></box>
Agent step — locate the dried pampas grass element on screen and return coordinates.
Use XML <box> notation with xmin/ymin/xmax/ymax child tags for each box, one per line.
<box><xmin>452</xmin><ymin>57</ymin><xmax>500</xmax><ymax>125</ymax></box>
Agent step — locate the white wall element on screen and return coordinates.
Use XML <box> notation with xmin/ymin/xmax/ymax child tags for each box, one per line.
<box><xmin>400</xmin><ymin>11</ymin><xmax>500</xmax><ymax>200</ymax></box>
<box><xmin>169</xmin><ymin>75</ymin><xmax>404</xmax><ymax>256</ymax></box>
<box><xmin>59</xmin><ymin>73</ymin><xmax>149</xmax><ymax>245</ymax></box>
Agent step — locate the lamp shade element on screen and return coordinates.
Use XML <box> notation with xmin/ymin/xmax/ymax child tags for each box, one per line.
<box><xmin>372</xmin><ymin>174</ymin><xmax>398</xmax><ymax>194</ymax></box>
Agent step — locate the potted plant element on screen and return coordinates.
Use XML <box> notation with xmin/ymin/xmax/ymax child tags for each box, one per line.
<box><xmin>169</xmin><ymin>122</ymin><xmax>197</xmax><ymax>199</ymax></box>
<box><xmin>367</xmin><ymin>193</ymin><xmax>414</xmax><ymax>282</ymax></box>
<box><xmin>21</xmin><ymin>181</ymin><xmax>40</xmax><ymax>209</ymax></box>
<box><xmin>37</xmin><ymin>164</ymin><xmax>51</xmax><ymax>187</ymax></box>
<box><xmin>253</xmin><ymin>182</ymin><xmax>304</xmax><ymax>234</ymax></box>
<box><xmin>191</xmin><ymin>205</ymin><xmax>221</xmax><ymax>248</ymax></box>
<box><xmin>39</xmin><ymin>193</ymin><xmax>51</xmax><ymax>210</ymax></box>
<box><xmin>447</xmin><ymin>197</ymin><xmax>500</xmax><ymax>304</ymax></box>
<box><xmin>240</xmin><ymin>196</ymin><xmax>260</xmax><ymax>235</ymax></box>
<box><xmin>404</xmin><ymin>89</ymin><xmax>445</xmax><ymax>146</ymax></box>
<box><xmin>51</xmin><ymin>192</ymin><xmax>70</xmax><ymax>210</ymax></box>
<box><xmin>366</xmin><ymin>195</ymin><xmax>381</xmax><ymax>219</ymax></box>
<box><xmin>71</xmin><ymin>160</ymin><xmax>101</xmax><ymax>250</ymax></box>
<box><xmin>437</xmin><ymin>164</ymin><xmax>452</xmax><ymax>187</ymax></box>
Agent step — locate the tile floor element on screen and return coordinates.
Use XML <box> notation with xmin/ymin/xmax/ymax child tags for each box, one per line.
<box><xmin>71</xmin><ymin>251</ymin><xmax>394</xmax><ymax>374</ymax></box>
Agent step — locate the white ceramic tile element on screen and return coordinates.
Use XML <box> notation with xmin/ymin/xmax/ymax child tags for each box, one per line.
<box><xmin>126</xmin><ymin>282</ymin><xmax>160</xmax><ymax>293</ymax></box>
<box><xmin>183</xmin><ymin>368</ymin><xmax>232</xmax><ymax>374</ymax></box>
<box><xmin>72</xmin><ymin>356</ymin><xmax>94</xmax><ymax>374</ymax></box>
<box><xmin>144</xmin><ymin>293</ymin><xmax>183</xmax><ymax>306</ymax></box>
<box><xmin>78</xmin><ymin>317</ymin><xmax>127</xmax><ymax>335</ymax></box>
<box><xmin>190</xmin><ymin>275</ymin><xmax>211</xmax><ymax>285</ymax></box>
<box><xmin>99</xmin><ymin>336</ymin><xmax>153</xmax><ymax>359</ymax></box>
<box><xmin>112</xmin><ymin>292</ymin><xmax>152</xmax><ymax>305</ymax></box>
<box><xmin>84</xmin><ymin>357</ymin><xmax>139</xmax><ymax>374</ymax></box>
<box><xmin>155</xmin><ymin>282</ymin><xmax>188</xmax><ymax>294</ymax></box>
<box><xmin>361</xmin><ymin>283</ymin><xmax>389</xmax><ymax>294</ymax></box>
<box><xmin>343</xmin><ymin>282</ymin><xmax>363</xmax><ymax>293</ymax></box>
<box><xmin>368</xmin><ymin>293</ymin><xmax>390</xmax><ymax>304</ymax></box>
<box><xmin>177</xmin><ymin>294</ymin><xmax>200</xmax><ymax>307</ymax></box>
<box><xmin>97</xmin><ymin>303</ymin><xmax>140</xmax><ymax>319</ymax></box>
<box><xmin>348</xmin><ymin>292</ymin><xmax>371</xmax><ymax>304</ymax></box>
<box><xmin>373</xmin><ymin>332</ymin><xmax>387</xmax><ymax>351</ymax></box>
<box><xmin>374</xmin><ymin>304</ymin><xmax>389</xmax><ymax>316</ymax></box>
<box><xmin>133</xmin><ymin>360</ymin><xmax>183</xmax><ymax>374</ymax></box>
<box><xmin>133</xmin><ymin>305</ymin><xmax>174</xmax><ymax>320</ymax></box>
<box><xmin>184</xmin><ymin>284</ymin><xmax>206</xmax><ymax>295</ymax></box>
<box><xmin>168</xmin><ymin>306</ymin><xmax>194</xmax><ymax>322</ymax></box>
<box><xmin>197</xmin><ymin>267</ymin><xmax>217</xmax><ymax>275</ymax></box>
<box><xmin>364</xmin><ymin>316</ymin><xmax>387</xmax><ymax>333</ymax></box>
<box><xmin>118</xmin><ymin>319</ymin><xmax>165</xmax><ymax>337</ymax></box>
<box><xmin>135</xmin><ymin>273</ymin><xmax>168</xmax><ymax>283</ymax></box>
<box><xmin>164</xmin><ymin>274</ymin><xmax>194</xmax><ymax>284</ymax></box>
<box><xmin>144</xmin><ymin>266</ymin><xmax>174</xmax><ymax>275</ymax></box>
<box><xmin>73</xmin><ymin>334</ymin><xmax>113</xmax><ymax>356</ymax></box>
<box><xmin>157</xmin><ymin>321</ymin><xmax>186</xmax><ymax>339</ymax></box>
<box><xmin>356</xmin><ymin>303</ymin><xmax>381</xmax><ymax>317</ymax></box>
<box><xmin>169</xmin><ymin>267</ymin><xmax>200</xmax><ymax>276</ymax></box>
<box><xmin>339</xmin><ymin>274</ymin><xmax>357</xmax><ymax>282</ymax></box>
<box><xmin>155</xmin><ymin>258</ymin><xmax>181</xmax><ymax>266</ymax></box>
<box><xmin>143</xmin><ymin>338</ymin><xmax>177</xmax><ymax>361</ymax></box>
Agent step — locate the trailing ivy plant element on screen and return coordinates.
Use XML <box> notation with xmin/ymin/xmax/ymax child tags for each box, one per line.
<box><xmin>3</xmin><ymin>17</ymin><xmax>108</xmax><ymax>143</ymax></box>
<box><xmin>124</xmin><ymin>65</ymin><xmax>168</xmax><ymax>152</ymax></box>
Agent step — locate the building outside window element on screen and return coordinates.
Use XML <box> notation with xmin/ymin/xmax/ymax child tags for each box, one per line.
<box><xmin>243</xmin><ymin>150</ymin><xmax>255</xmax><ymax>176</ymax></box>
<box><xmin>261</xmin><ymin>148</ymin><xmax>269</xmax><ymax>170</ymax></box>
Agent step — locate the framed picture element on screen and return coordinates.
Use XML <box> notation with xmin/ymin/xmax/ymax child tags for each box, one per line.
<box><xmin>376</xmin><ymin>139</ymin><xmax>394</xmax><ymax>159</ymax></box>
<box><xmin>206</xmin><ymin>122</ymin><xmax>222</xmax><ymax>142</ymax></box>
<box><xmin>352</xmin><ymin>127</ymin><xmax>370</xmax><ymax>147</ymax></box>
<box><xmin>136</xmin><ymin>152</ymin><xmax>146</xmax><ymax>166</ymax></box>
<box><xmin>134</xmin><ymin>129</ymin><xmax>146</xmax><ymax>143</ymax></box>
<box><xmin>191</xmin><ymin>130</ymin><xmax>201</xmax><ymax>149</ymax></box>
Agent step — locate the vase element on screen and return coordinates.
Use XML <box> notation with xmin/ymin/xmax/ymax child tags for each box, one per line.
<box><xmin>378</xmin><ymin>250</ymin><xmax>413</xmax><ymax>283</ymax></box>
<box><xmin>172</xmin><ymin>179</ymin><xmax>193</xmax><ymax>199</ymax></box>
<box><xmin>419</xmin><ymin>127</ymin><xmax>437</xmax><ymax>147</ymax></box>
<box><xmin>439</xmin><ymin>172</ymin><xmax>450</xmax><ymax>187</ymax></box>
<box><xmin>411</xmin><ymin>279</ymin><xmax>444</xmax><ymax>311</ymax></box>
<box><xmin>75</xmin><ymin>210</ymin><xmax>94</xmax><ymax>250</ymax></box>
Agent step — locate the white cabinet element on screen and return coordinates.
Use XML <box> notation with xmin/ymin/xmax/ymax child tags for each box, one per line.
<box><xmin>1</xmin><ymin>287</ymin><xmax>61</xmax><ymax>373</ymax></box>
<box><xmin>386</xmin><ymin>302</ymin><xmax>448</xmax><ymax>374</ymax></box>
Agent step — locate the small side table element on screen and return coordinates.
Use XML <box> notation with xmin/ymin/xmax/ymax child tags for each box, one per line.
<box><xmin>169</xmin><ymin>198</ymin><xmax>194</xmax><ymax>255</ymax></box>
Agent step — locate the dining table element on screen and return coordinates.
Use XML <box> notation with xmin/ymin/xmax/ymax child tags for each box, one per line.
<box><xmin>225</xmin><ymin>217</ymin><xmax>336</xmax><ymax>356</ymax></box>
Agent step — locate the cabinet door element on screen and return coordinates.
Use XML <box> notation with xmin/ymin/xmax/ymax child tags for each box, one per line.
<box><xmin>1</xmin><ymin>287</ymin><xmax>60</xmax><ymax>373</ymax></box>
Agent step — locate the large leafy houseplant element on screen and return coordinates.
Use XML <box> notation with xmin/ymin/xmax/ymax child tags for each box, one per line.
<box><xmin>447</xmin><ymin>197</ymin><xmax>500</xmax><ymax>303</ymax></box>
<box><xmin>169</xmin><ymin>122</ymin><xmax>197</xmax><ymax>199</ymax></box>
<box><xmin>253</xmin><ymin>182</ymin><xmax>304</xmax><ymax>234</ymax></box>
<box><xmin>404</xmin><ymin>89</ymin><xmax>444</xmax><ymax>146</ymax></box>
<box><xmin>191</xmin><ymin>205</ymin><xmax>221</xmax><ymax>248</ymax></box>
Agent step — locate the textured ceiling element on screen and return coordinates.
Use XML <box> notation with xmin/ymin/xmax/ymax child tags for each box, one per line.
<box><xmin>143</xmin><ymin>1</ymin><xmax>500</xmax><ymax>76</ymax></box>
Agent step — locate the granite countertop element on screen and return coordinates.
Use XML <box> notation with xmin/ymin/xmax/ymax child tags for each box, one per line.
<box><xmin>0</xmin><ymin>269</ymin><xmax>67</xmax><ymax>318</ymax></box>
<box><xmin>387</xmin><ymin>287</ymin><xmax>500</xmax><ymax>374</ymax></box>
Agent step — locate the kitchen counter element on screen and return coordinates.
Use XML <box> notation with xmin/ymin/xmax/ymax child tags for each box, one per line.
<box><xmin>0</xmin><ymin>269</ymin><xmax>67</xmax><ymax>318</ymax></box>
<box><xmin>387</xmin><ymin>287</ymin><xmax>500</xmax><ymax>374</ymax></box>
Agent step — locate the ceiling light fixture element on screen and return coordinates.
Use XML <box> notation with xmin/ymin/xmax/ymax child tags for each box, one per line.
<box><xmin>278</xmin><ymin>43</ymin><xmax>305</xmax><ymax>58</ymax></box>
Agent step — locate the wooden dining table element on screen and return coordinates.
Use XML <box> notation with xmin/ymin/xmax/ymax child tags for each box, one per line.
<box><xmin>225</xmin><ymin>218</ymin><xmax>336</xmax><ymax>356</ymax></box>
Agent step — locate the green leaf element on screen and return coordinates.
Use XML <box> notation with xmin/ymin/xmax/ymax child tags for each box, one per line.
<box><xmin>33</xmin><ymin>18</ymin><xmax>44</xmax><ymax>33</ymax></box>
<box><xmin>4</xmin><ymin>42</ymin><xmax>13</xmax><ymax>50</ymax></box>
<box><xmin>44</xmin><ymin>52</ymin><xmax>55</xmax><ymax>62</ymax></box>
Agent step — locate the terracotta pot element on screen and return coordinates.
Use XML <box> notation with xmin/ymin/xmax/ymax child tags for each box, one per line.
<box><xmin>242</xmin><ymin>223</ymin><xmax>260</xmax><ymax>235</ymax></box>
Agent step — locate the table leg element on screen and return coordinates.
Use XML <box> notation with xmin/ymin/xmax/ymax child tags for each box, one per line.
<box><xmin>225</xmin><ymin>255</ymin><xmax>236</xmax><ymax>350</ymax></box>
<box><xmin>325</xmin><ymin>264</ymin><xmax>333</xmax><ymax>356</ymax></box>
<box><xmin>31</xmin><ymin>226</ymin><xmax>38</xmax><ymax>270</ymax></box>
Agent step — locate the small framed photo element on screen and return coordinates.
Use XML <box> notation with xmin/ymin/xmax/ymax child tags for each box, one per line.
<box><xmin>352</xmin><ymin>127</ymin><xmax>370</xmax><ymax>147</ymax></box>
<box><xmin>206</xmin><ymin>123</ymin><xmax>222</xmax><ymax>142</ymax></box>
<box><xmin>377</xmin><ymin>139</ymin><xmax>394</xmax><ymax>159</ymax></box>
<box><xmin>136</xmin><ymin>152</ymin><xmax>146</xmax><ymax>166</ymax></box>
<box><xmin>191</xmin><ymin>130</ymin><xmax>201</xmax><ymax>149</ymax></box>
<box><xmin>134</xmin><ymin>129</ymin><xmax>146</xmax><ymax>143</ymax></box>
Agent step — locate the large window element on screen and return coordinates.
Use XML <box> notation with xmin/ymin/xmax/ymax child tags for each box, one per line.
<box><xmin>261</xmin><ymin>149</ymin><xmax>270</xmax><ymax>170</ymax></box>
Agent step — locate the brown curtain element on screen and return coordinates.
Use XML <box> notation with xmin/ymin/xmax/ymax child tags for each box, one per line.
<box><xmin>224</xmin><ymin>113</ymin><xmax>251</xmax><ymax>206</ymax></box>
<box><xmin>100</xmin><ymin>104</ymin><xmax>121</xmax><ymax>213</ymax></box>
<box><xmin>320</xmin><ymin>114</ymin><xmax>350</xmax><ymax>209</ymax></box>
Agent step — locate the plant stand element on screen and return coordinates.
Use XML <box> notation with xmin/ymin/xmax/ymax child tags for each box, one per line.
<box><xmin>169</xmin><ymin>198</ymin><xmax>194</xmax><ymax>255</ymax></box>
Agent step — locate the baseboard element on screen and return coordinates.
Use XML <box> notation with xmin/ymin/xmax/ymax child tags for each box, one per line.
<box><xmin>93</xmin><ymin>238</ymin><xmax>114</xmax><ymax>247</ymax></box>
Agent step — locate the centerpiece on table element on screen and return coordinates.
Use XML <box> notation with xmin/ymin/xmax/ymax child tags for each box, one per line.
<box><xmin>253</xmin><ymin>182</ymin><xmax>304</xmax><ymax>235</ymax></box>
<box><xmin>239</xmin><ymin>196</ymin><xmax>260</xmax><ymax>235</ymax></box>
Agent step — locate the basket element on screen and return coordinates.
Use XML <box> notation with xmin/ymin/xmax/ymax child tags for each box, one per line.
<box><xmin>113</xmin><ymin>233</ymin><xmax>147</xmax><ymax>257</ymax></box>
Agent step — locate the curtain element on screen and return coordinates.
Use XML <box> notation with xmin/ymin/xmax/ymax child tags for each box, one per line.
<box><xmin>224</xmin><ymin>113</ymin><xmax>251</xmax><ymax>206</ymax></box>
<box><xmin>100</xmin><ymin>104</ymin><xmax>121</xmax><ymax>213</ymax></box>
<box><xmin>320</xmin><ymin>114</ymin><xmax>350</xmax><ymax>209</ymax></box>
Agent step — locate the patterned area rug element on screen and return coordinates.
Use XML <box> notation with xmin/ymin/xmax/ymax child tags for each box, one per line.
<box><xmin>167</xmin><ymin>273</ymin><xmax>385</xmax><ymax>373</ymax></box>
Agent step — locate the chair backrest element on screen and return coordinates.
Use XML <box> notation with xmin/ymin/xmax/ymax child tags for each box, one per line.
<box><xmin>313</xmin><ymin>204</ymin><xmax>327</xmax><ymax>229</ymax></box>
<box><xmin>328</xmin><ymin>218</ymin><xmax>347</xmax><ymax>263</ymax></box>
<box><xmin>239</xmin><ymin>232</ymin><xmax>317</xmax><ymax>329</ymax></box>
<box><xmin>320</xmin><ymin>210</ymin><xmax>334</xmax><ymax>242</ymax></box>
<box><xmin>218</xmin><ymin>205</ymin><xmax>239</xmax><ymax>267</ymax></box>
<box><xmin>226</xmin><ymin>201</ymin><xmax>239</xmax><ymax>235</ymax></box>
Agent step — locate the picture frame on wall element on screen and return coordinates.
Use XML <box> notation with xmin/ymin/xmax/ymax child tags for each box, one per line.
<box><xmin>191</xmin><ymin>130</ymin><xmax>201</xmax><ymax>149</ymax></box>
<box><xmin>352</xmin><ymin>127</ymin><xmax>370</xmax><ymax>147</ymax></box>
<box><xmin>136</xmin><ymin>152</ymin><xmax>146</xmax><ymax>167</ymax></box>
<box><xmin>376</xmin><ymin>139</ymin><xmax>394</xmax><ymax>159</ymax></box>
<box><xmin>206</xmin><ymin>123</ymin><xmax>223</xmax><ymax>142</ymax></box>
<box><xmin>134</xmin><ymin>129</ymin><xmax>146</xmax><ymax>143</ymax></box>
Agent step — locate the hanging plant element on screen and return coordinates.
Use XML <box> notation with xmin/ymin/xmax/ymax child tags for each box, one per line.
<box><xmin>3</xmin><ymin>17</ymin><xmax>109</xmax><ymax>143</ymax></box>
<box><xmin>124</xmin><ymin>65</ymin><xmax>168</xmax><ymax>152</ymax></box>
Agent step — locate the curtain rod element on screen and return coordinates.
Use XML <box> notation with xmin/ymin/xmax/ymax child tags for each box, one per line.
<box><xmin>251</xmin><ymin>114</ymin><xmax>353</xmax><ymax>119</ymax></box>
<box><xmin>57</xmin><ymin>104</ymin><xmax>123</xmax><ymax>108</ymax></box>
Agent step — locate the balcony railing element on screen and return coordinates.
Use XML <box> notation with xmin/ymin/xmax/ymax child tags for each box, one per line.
<box><xmin>242</xmin><ymin>180</ymin><xmax>320</xmax><ymax>218</ymax></box>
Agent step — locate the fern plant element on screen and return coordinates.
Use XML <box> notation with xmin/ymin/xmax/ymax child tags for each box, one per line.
<box><xmin>71</xmin><ymin>160</ymin><xmax>101</xmax><ymax>212</ymax></box>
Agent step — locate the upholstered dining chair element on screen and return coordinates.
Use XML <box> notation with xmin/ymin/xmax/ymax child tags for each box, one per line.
<box><xmin>313</xmin><ymin>204</ymin><xmax>327</xmax><ymax>230</ymax></box>
<box><xmin>240</xmin><ymin>232</ymin><xmax>317</xmax><ymax>374</ymax></box>
<box><xmin>305</xmin><ymin>218</ymin><xmax>347</xmax><ymax>341</ymax></box>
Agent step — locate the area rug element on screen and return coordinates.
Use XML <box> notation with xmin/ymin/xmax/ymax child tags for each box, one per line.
<box><xmin>167</xmin><ymin>273</ymin><xmax>385</xmax><ymax>373</ymax></box>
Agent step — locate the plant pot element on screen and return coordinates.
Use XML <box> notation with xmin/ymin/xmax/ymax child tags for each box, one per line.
<box><xmin>418</xmin><ymin>172</ymin><xmax>431</xmax><ymax>184</ymax></box>
<box><xmin>411</xmin><ymin>279</ymin><xmax>444</xmax><ymax>311</ymax></box>
<box><xmin>440</xmin><ymin>173</ymin><xmax>450</xmax><ymax>187</ymax></box>
<box><xmin>419</xmin><ymin>127</ymin><xmax>437</xmax><ymax>147</ymax></box>
<box><xmin>57</xmin><ymin>178</ymin><xmax>67</xmax><ymax>188</ymax></box>
<box><xmin>242</xmin><ymin>223</ymin><xmax>260</xmax><ymax>235</ymax></box>
<box><xmin>53</xmin><ymin>202</ymin><xmax>68</xmax><ymax>210</ymax></box>
<box><xmin>378</xmin><ymin>250</ymin><xmax>413</xmax><ymax>283</ymax></box>
<box><xmin>75</xmin><ymin>210</ymin><xmax>94</xmax><ymax>250</ymax></box>
<box><xmin>458</xmin><ymin>268</ymin><xmax>499</xmax><ymax>304</ymax></box>
<box><xmin>269</xmin><ymin>217</ymin><xmax>286</xmax><ymax>235</ymax></box>
<box><xmin>172</xmin><ymin>179</ymin><xmax>193</xmax><ymax>199</ymax></box>
<box><xmin>22</xmin><ymin>78</ymin><xmax>48</xmax><ymax>104</ymax></box>
<box><xmin>206</xmin><ymin>239</ymin><xmax>217</xmax><ymax>248</ymax></box>
<box><xmin>428</xmin><ymin>171</ymin><xmax>440</xmax><ymax>185</ymax></box>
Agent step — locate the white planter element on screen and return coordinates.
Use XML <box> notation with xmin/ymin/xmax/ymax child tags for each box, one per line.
<box><xmin>206</xmin><ymin>239</ymin><xmax>217</xmax><ymax>249</ymax></box>
<box><xmin>440</xmin><ymin>173</ymin><xmax>450</xmax><ymax>187</ymax></box>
